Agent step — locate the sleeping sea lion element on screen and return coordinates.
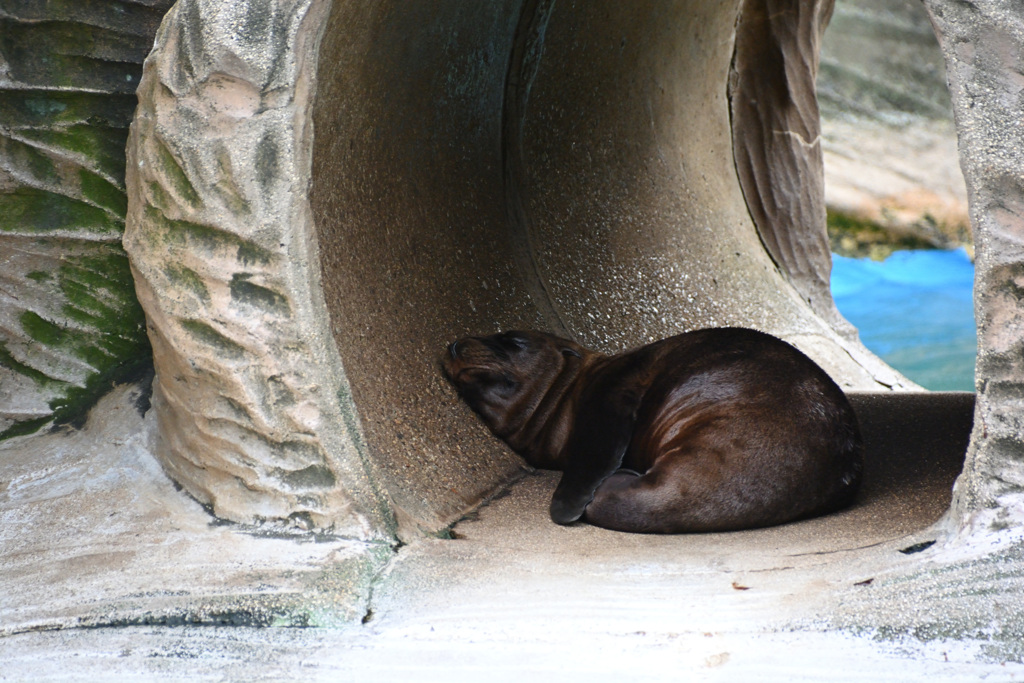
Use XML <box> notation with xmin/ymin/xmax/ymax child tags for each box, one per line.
<box><xmin>442</xmin><ymin>327</ymin><xmax>863</xmax><ymax>533</ymax></box>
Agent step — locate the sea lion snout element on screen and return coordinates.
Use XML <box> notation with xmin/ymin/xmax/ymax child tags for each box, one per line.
<box><xmin>441</xmin><ymin>334</ymin><xmax>518</xmax><ymax>395</ymax></box>
<box><xmin>441</xmin><ymin>335</ymin><xmax>496</xmax><ymax>377</ymax></box>
<box><xmin>442</xmin><ymin>331</ymin><xmax>582</xmax><ymax>379</ymax></box>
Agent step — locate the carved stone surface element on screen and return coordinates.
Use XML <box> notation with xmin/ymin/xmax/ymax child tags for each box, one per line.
<box><xmin>123</xmin><ymin>0</ymin><xmax>391</xmax><ymax>538</ymax></box>
<box><xmin>0</xmin><ymin>0</ymin><xmax>171</xmax><ymax>439</ymax></box>
<box><xmin>731</xmin><ymin>0</ymin><xmax>848</xmax><ymax>334</ymax></box>
<box><xmin>924</xmin><ymin>0</ymin><xmax>1024</xmax><ymax>532</ymax></box>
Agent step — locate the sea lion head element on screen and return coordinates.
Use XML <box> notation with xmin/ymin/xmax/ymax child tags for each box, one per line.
<box><xmin>442</xmin><ymin>330</ymin><xmax>586</xmax><ymax>446</ymax></box>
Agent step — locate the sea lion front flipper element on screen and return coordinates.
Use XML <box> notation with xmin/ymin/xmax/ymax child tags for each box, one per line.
<box><xmin>549</xmin><ymin>388</ymin><xmax>640</xmax><ymax>524</ymax></box>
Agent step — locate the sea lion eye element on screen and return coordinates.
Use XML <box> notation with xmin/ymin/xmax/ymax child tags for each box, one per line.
<box><xmin>561</xmin><ymin>347</ymin><xmax>581</xmax><ymax>358</ymax></box>
<box><xmin>503</xmin><ymin>333</ymin><xmax>530</xmax><ymax>350</ymax></box>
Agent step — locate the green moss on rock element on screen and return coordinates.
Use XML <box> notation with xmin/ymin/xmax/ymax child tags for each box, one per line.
<box><xmin>79</xmin><ymin>168</ymin><xmax>128</xmax><ymax>217</ymax></box>
<box><xmin>230</xmin><ymin>274</ymin><xmax>290</xmax><ymax>316</ymax></box>
<box><xmin>164</xmin><ymin>265</ymin><xmax>211</xmax><ymax>302</ymax></box>
<box><xmin>2</xmin><ymin>247</ymin><xmax>150</xmax><ymax>440</ymax></box>
<box><xmin>0</xmin><ymin>186</ymin><xmax>118</xmax><ymax>235</ymax></box>
<box><xmin>0</xmin><ymin>19</ymin><xmax>148</xmax><ymax>94</ymax></box>
<box><xmin>237</xmin><ymin>241</ymin><xmax>274</xmax><ymax>267</ymax></box>
<box><xmin>180</xmin><ymin>320</ymin><xmax>246</xmax><ymax>359</ymax></box>
<box><xmin>827</xmin><ymin>209</ymin><xmax>939</xmax><ymax>260</ymax></box>
<box><xmin>144</xmin><ymin>206</ymin><xmax>275</xmax><ymax>263</ymax></box>
<box><xmin>0</xmin><ymin>90</ymin><xmax>137</xmax><ymax>131</ymax></box>
<box><xmin>0</xmin><ymin>341</ymin><xmax>59</xmax><ymax>388</ymax></box>
<box><xmin>154</xmin><ymin>139</ymin><xmax>202</xmax><ymax>209</ymax></box>
<box><xmin>16</xmin><ymin>125</ymin><xmax>129</xmax><ymax>183</ymax></box>
<box><xmin>0</xmin><ymin>0</ymin><xmax>169</xmax><ymax>441</ymax></box>
<box><xmin>0</xmin><ymin>416</ymin><xmax>54</xmax><ymax>440</ymax></box>
<box><xmin>19</xmin><ymin>310</ymin><xmax>68</xmax><ymax>347</ymax></box>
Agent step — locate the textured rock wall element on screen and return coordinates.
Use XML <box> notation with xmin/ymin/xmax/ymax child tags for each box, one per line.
<box><xmin>818</xmin><ymin>0</ymin><xmax>969</xmax><ymax>252</ymax></box>
<box><xmin>821</xmin><ymin>0</ymin><xmax>953</xmax><ymax>122</ymax></box>
<box><xmin>123</xmin><ymin>0</ymin><xmax>391</xmax><ymax>538</ymax></box>
<box><xmin>0</xmin><ymin>0</ymin><xmax>172</xmax><ymax>439</ymax></box>
<box><xmin>924</xmin><ymin>0</ymin><xmax>1024</xmax><ymax>533</ymax></box>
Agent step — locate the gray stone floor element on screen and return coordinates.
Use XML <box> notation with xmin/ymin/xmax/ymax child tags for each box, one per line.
<box><xmin>2</xmin><ymin>384</ymin><xmax>1023</xmax><ymax>680</ymax></box>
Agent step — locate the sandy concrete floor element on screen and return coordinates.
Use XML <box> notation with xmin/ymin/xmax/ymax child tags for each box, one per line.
<box><xmin>2</xmin><ymin>383</ymin><xmax>1022</xmax><ymax>680</ymax></box>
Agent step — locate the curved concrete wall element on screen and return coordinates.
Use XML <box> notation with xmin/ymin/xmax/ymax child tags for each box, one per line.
<box><xmin>309</xmin><ymin>2</ymin><xmax>539</xmax><ymax>534</ymax></box>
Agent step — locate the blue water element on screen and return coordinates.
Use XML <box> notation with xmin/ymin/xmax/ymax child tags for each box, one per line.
<box><xmin>830</xmin><ymin>248</ymin><xmax>976</xmax><ymax>391</ymax></box>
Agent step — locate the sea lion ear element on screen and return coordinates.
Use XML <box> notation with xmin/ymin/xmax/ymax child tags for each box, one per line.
<box><xmin>561</xmin><ymin>347</ymin><xmax>581</xmax><ymax>359</ymax></box>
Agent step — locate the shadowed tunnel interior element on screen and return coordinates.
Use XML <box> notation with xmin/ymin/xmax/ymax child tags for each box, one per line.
<box><xmin>309</xmin><ymin>0</ymin><xmax>969</xmax><ymax>537</ymax></box>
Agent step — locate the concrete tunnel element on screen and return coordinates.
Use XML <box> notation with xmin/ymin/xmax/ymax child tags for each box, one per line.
<box><xmin>114</xmin><ymin>0</ymin><xmax>1024</xmax><ymax>544</ymax></box>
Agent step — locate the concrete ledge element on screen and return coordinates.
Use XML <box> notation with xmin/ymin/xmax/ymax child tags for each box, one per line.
<box><xmin>0</xmin><ymin>385</ymin><xmax>393</xmax><ymax>636</ymax></box>
<box><xmin>7</xmin><ymin>387</ymin><xmax>1021</xmax><ymax>678</ymax></box>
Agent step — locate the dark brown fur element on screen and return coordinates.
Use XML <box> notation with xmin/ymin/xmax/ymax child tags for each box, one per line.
<box><xmin>442</xmin><ymin>328</ymin><xmax>863</xmax><ymax>533</ymax></box>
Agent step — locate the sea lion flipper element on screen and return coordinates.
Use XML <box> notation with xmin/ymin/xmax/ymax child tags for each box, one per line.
<box><xmin>549</xmin><ymin>490</ymin><xmax>588</xmax><ymax>524</ymax></box>
<box><xmin>549</xmin><ymin>389</ymin><xmax>638</xmax><ymax>524</ymax></box>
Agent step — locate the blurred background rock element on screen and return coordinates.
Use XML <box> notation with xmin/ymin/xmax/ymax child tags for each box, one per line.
<box><xmin>818</xmin><ymin>0</ymin><xmax>971</xmax><ymax>260</ymax></box>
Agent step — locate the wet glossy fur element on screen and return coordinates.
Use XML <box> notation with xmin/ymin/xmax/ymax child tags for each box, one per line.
<box><xmin>442</xmin><ymin>328</ymin><xmax>863</xmax><ymax>533</ymax></box>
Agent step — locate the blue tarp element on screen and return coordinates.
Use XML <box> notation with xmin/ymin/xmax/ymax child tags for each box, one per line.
<box><xmin>830</xmin><ymin>248</ymin><xmax>976</xmax><ymax>391</ymax></box>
